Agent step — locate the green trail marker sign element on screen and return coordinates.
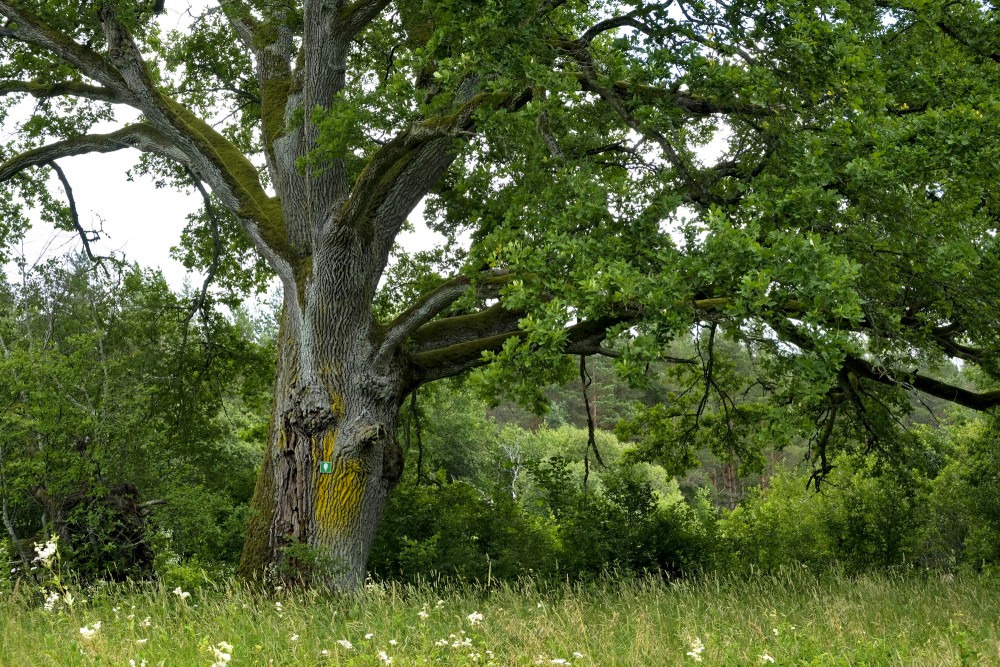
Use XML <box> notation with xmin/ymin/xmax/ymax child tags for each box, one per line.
<box><xmin>319</xmin><ymin>461</ymin><xmax>333</xmax><ymax>474</ymax></box>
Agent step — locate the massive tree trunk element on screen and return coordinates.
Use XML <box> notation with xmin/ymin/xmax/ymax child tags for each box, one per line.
<box><xmin>239</xmin><ymin>292</ymin><xmax>406</xmax><ymax>589</ymax></box>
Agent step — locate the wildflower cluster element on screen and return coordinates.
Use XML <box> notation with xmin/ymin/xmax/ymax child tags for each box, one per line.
<box><xmin>686</xmin><ymin>636</ymin><xmax>705</xmax><ymax>662</ymax></box>
<box><xmin>79</xmin><ymin>621</ymin><xmax>102</xmax><ymax>640</ymax></box>
<box><xmin>210</xmin><ymin>641</ymin><xmax>233</xmax><ymax>667</ymax></box>
<box><xmin>42</xmin><ymin>590</ymin><xmax>60</xmax><ymax>612</ymax></box>
<box><xmin>534</xmin><ymin>653</ymin><xmax>584</xmax><ymax>665</ymax></box>
<box><xmin>33</xmin><ymin>536</ymin><xmax>59</xmax><ymax>568</ymax></box>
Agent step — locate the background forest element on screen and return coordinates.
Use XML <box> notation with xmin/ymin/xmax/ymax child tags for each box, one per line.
<box><xmin>3</xmin><ymin>253</ymin><xmax>999</xmax><ymax>590</ymax></box>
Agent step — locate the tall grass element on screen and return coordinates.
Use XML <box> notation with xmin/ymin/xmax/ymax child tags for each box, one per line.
<box><xmin>2</xmin><ymin>569</ymin><xmax>998</xmax><ymax>665</ymax></box>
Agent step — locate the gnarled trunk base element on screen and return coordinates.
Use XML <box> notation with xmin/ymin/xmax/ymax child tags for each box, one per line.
<box><xmin>239</xmin><ymin>383</ymin><xmax>404</xmax><ymax>590</ymax></box>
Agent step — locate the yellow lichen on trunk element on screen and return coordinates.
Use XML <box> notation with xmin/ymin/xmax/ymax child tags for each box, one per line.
<box><xmin>312</xmin><ymin>430</ymin><xmax>368</xmax><ymax>539</ymax></box>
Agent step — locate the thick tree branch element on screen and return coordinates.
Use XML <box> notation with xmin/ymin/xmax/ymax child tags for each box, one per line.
<box><xmin>217</xmin><ymin>0</ymin><xmax>259</xmax><ymax>49</ymax></box>
<box><xmin>774</xmin><ymin>317</ymin><xmax>1000</xmax><ymax>413</ymax></box>
<box><xmin>844</xmin><ymin>355</ymin><xmax>1000</xmax><ymax>412</ymax></box>
<box><xmin>614</xmin><ymin>81</ymin><xmax>771</xmax><ymax>117</ymax></box>
<box><xmin>378</xmin><ymin>271</ymin><xmax>514</xmax><ymax>360</ymax></box>
<box><xmin>338</xmin><ymin>0</ymin><xmax>392</xmax><ymax>41</ymax></box>
<box><xmin>406</xmin><ymin>294</ymin><xmax>801</xmax><ymax>385</ymax></box>
<box><xmin>0</xmin><ymin>79</ymin><xmax>123</xmax><ymax>104</ymax></box>
<box><xmin>360</xmin><ymin>89</ymin><xmax>531</xmax><ymax>283</ymax></box>
<box><xmin>408</xmin><ymin>310</ymin><xmax>639</xmax><ymax>387</ymax></box>
<box><xmin>579</xmin><ymin>3</ymin><xmax>672</xmax><ymax>44</ymax></box>
<box><xmin>0</xmin><ymin>2</ymin><xmax>129</xmax><ymax>94</ymax></box>
<box><xmin>0</xmin><ymin>124</ymin><xmax>187</xmax><ymax>183</ymax></box>
<box><xmin>409</xmin><ymin>303</ymin><xmax>526</xmax><ymax>355</ymax></box>
<box><xmin>0</xmin><ymin>2</ymin><xmax>281</xmax><ymax>254</ymax></box>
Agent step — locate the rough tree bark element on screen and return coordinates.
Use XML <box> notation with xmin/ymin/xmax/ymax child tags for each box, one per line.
<box><xmin>238</xmin><ymin>299</ymin><xmax>407</xmax><ymax>588</ymax></box>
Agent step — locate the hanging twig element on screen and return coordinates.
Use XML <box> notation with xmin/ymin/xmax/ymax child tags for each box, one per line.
<box><xmin>182</xmin><ymin>167</ymin><xmax>222</xmax><ymax>331</ymax></box>
<box><xmin>580</xmin><ymin>355</ymin><xmax>605</xmax><ymax>493</ymax></box>
<box><xmin>47</xmin><ymin>161</ymin><xmax>112</xmax><ymax>274</ymax></box>
<box><xmin>807</xmin><ymin>401</ymin><xmax>838</xmax><ymax>492</ymax></box>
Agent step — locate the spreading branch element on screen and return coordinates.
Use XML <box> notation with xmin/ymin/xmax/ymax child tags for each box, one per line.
<box><xmin>337</xmin><ymin>0</ymin><xmax>392</xmax><ymax>41</ymax></box>
<box><xmin>408</xmin><ymin>309</ymin><xmax>638</xmax><ymax>387</ymax></box>
<box><xmin>378</xmin><ymin>271</ymin><xmax>514</xmax><ymax>360</ymax></box>
<box><xmin>217</xmin><ymin>0</ymin><xmax>259</xmax><ymax>49</ymax></box>
<box><xmin>844</xmin><ymin>355</ymin><xmax>1000</xmax><ymax>412</ymax></box>
<box><xmin>408</xmin><ymin>301</ymin><xmax>526</xmax><ymax>354</ymax></box>
<box><xmin>579</xmin><ymin>3</ymin><xmax>673</xmax><ymax>44</ymax></box>
<box><xmin>0</xmin><ymin>2</ymin><xmax>129</xmax><ymax>94</ymax></box>
<box><xmin>335</xmin><ymin>89</ymin><xmax>531</xmax><ymax>281</ymax></box>
<box><xmin>0</xmin><ymin>124</ymin><xmax>187</xmax><ymax>183</ymax></box>
<box><xmin>0</xmin><ymin>79</ymin><xmax>123</xmax><ymax>104</ymax></box>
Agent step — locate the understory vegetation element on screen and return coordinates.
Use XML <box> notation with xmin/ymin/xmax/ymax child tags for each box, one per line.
<box><xmin>2</xmin><ymin>257</ymin><xmax>999</xmax><ymax>590</ymax></box>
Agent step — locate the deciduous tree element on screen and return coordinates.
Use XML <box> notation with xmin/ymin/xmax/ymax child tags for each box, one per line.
<box><xmin>0</xmin><ymin>0</ymin><xmax>997</xmax><ymax>588</ymax></box>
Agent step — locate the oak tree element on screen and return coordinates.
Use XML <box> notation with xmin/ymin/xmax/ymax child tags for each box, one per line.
<box><xmin>1</xmin><ymin>0</ymin><xmax>998</xmax><ymax>588</ymax></box>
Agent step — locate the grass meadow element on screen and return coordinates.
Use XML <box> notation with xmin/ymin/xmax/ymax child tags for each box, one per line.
<box><xmin>2</xmin><ymin>569</ymin><xmax>999</xmax><ymax>666</ymax></box>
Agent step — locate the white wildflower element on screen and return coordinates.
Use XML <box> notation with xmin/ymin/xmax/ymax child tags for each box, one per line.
<box><xmin>573</xmin><ymin>652</ymin><xmax>585</xmax><ymax>659</ymax></box>
<box><xmin>290</xmin><ymin>634</ymin><xmax>299</xmax><ymax>642</ymax></box>
<box><xmin>336</xmin><ymin>639</ymin><xmax>354</xmax><ymax>650</ymax></box>
<box><xmin>33</xmin><ymin>535</ymin><xmax>58</xmax><ymax>567</ymax></box>
<box><xmin>320</xmin><ymin>649</ymin><xmax>330</xmax><ymax>656</ymax></box>
<box><xmin>274</xmin><ymin>601</ymin><xmax>284</xmax><ymax>613</ymax></box>
<box><xmin>42</xmin><ymin>590</ymin><xmax>60</xmax><ymax>612</ymax></box>
<box><xmin>79</xmin><ymin>621</ymin><xmax>102</xmax><ymax>640</ymax></box>
<box><xmin>687</xmin><ymin>636</ymin><xmax>705</xmax><ymax>662</ymax></box>
<box><xmin>129</xmin><ymin>660</ymin><xmax>148</xmax><ymax>667</ymax></box>
<box><xmin>365</xmin><ymin>632</ymin><xmax>375</xmax><ymax>639</ymax></box>
<box><xmin>436</xmin><ymin>599</ymin><xmax>445</xmax><ymax>608</ymax></box>
<box><xmin>172</xmin><ymin>587</ymin><xmax>191</xmax><ymax>600</ymax></box>
<box><xmin>761</xmin><ymin>652</ymin><xmax>775</xmax><ymax>664</ymax></box>
<box><xmin>389</xmin><ymin>639</ymin><xmax>398</xmax><ymax>646</ymax></box>
<box><xmin>550</xmin><ymin>660</ymin><xmax>569</xmax><ymax>665</ymax></box>
<box><xmin>136</xmin><ymin>639</ymin><xmax>148</xmax><ymax>645</ymax></box>
<box><xmin>210</xmin><ymin>641</ymin><xmax>233</xmax><ymax>667</ymax></box>
<box><xmin>435</xmin><ymin>638</ymin><xmax>449</xmax><ymax>647</ymax></box>
<box><xmin>378</xmin><ymin>650</ymin><xmax>392</xmax><ymax>664</ymax></box>
<box><xmin>467</xmin><ymin>611</ymin><xmax>484</xmax><ymax>626</ymax></box>
<box><xmin>772</xmin><ymin>628</ymin><xmax>779</xmax><ymax>637</ymax></box>
<box><xmin>139</xmin><ymin>616</ymin><xmax>152</xmax><ymax>627</ymax></box>
<box><xmin>418</xmin><ymin>609</ymin><xmax>429</xmax><ymax>620</ymax></box>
